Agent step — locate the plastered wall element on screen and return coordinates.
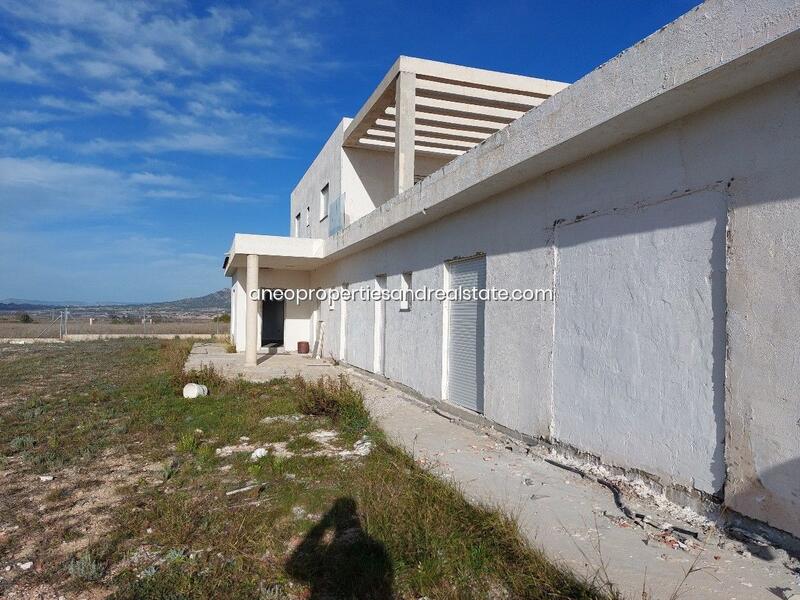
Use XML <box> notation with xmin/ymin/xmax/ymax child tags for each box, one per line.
<box><xmin>231</xmin><ymin>66</ymin><xmax>799</xmax><ymax>536</ymax></box>
<box><xmin>291</xmin><ymin>119</ymin><xmax>453</xmax><ymax>239</ymax></box>
<box><xmin>298</xmin><ymin>70</ymin><xmax>800</xmax><ymax>537</ymax></box>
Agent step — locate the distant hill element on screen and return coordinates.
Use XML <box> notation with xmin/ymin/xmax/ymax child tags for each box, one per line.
<box><xmin>0</xmin><ymin>302</ymin><xmax>59</xmax><ymax>312</ymax></box>
<box><xmin>141</xmin><ymin>289</ymin><xmax>229</xmax><ymax>311</ymax></box>
<box><xmin>0</xmin><ymin>289</ymin><xmax>229</xmax><ymax>313</ymax></box>
<box><xmin>0</xmin><ymin>298</ymin><xmax>90</xmax><ymax>307</ymax></box>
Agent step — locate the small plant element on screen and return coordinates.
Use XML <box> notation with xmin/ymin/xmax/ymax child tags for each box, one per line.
<box><xmin>161</xmin><ymin>457</ymin><xmax>180</xmax><ymax>481</ymax></box>
<box><xmin>176</xmin><ymin>431</ymin><xmax>200</xmax><ymax>453</ymax></box>
<box><xmin>68</xmin><ymin>551</ymin><xmax>104</xmax><ymax>582</ymax></box>
<box><xmin>194</xmin><ymin>445</ymin><xmax>217</xmax><ymax>470</ymax></box>
<box><xmin>248</xmin><ymin>451</ymin><xmax>287</xmax><ymax>478</ymax></box>
<box><xmin>286</xmin><ymin>435</ymin><xmax>321</xmax><ymax>454</ymax></box>
<box><xmin>17</xmin><ymin>312</ymin><xmax>33</xmax><ymax>323</ymax></box>
<box><xmin>259</xmin><ymin>582</ymin><xmax>287</xmax><ymax>599</ymax></box>
<box><xmin>9</xmin><ymin>435</ymin><xmax>35</xmax><ymax>452</ymax></box>
<box><xmin>139</xmin><ymin>565</ymin><xmax>157</xmax><ymax>579</ymax></box>
<box><xmin>179</xmin><ymin>365</ymin><xmax>224</xmax><ymax>392</ymax></box>
<box><xmin>163</xmin><ymin>548</ymin><xmax>187</xmax><ymax>563</ymax></box>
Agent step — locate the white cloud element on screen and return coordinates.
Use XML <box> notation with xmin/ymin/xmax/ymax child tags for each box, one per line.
<box><xmin>0</xmin><ymin>127</ymin><xmax>65</xmax><ymax>151</ymax></box>
<box><xmin>0</xmin><ymin>50</ymin><xmax>42</xmax><ymax>82</ymax></box>
<box><xmin>94</xmin><ymin>89</ymin><xmax>160</xmax><ymax>111</ymax></box>
<box><xmin>0</xmin><ymin>0</ymin><xmax>332</xmax><ymax>157</ymax></box>
<box><xmin>0</xmin><ymin>156</ymin><xmax>270</xmax><ymax>227</ymax></box>
<box><xmin>129</xmin><ymin>171</ymin><xmax>188</xmax><ymax>187</ymax></box>
<box><xmin>0</xmin><ymin>157</ymin><xmax>133</xmax><ymax>219</ymax></box>
<box><xmin>0</xmin><ymin>109</ymin><xmax>62</xmax><ymax>124</ymax></box>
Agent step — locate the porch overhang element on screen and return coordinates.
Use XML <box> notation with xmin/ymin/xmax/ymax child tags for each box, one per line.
<box><xmin>223</xmin><ymin>233</ymin><xmax>324</xmax><ymax>277</ymax></box>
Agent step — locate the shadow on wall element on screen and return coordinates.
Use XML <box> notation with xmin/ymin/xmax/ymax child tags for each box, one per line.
<box><xmin>286</xmin><ymin>497</ymin><xmax>394</xmax><ymax>599</ymax></box>
<box><xmin>727</xmin><ymin>457</ymin><xmax>800</xmax><ymax>558</ymax></box>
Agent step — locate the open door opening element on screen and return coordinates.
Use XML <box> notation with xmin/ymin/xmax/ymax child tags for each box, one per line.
<box><xmin>261</xmin><ymin>298</ymin><xmax>285</xmax><ymax>347</ymax></box>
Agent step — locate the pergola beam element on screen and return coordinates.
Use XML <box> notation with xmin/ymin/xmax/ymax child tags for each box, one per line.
<box><xmin>386</xmin><ymin>107</ymin><xmax>506</xmax><ymax>134</ymax></box>
<box><xmin>364</xmin><ymin>130</ymin><xmax>474</xmax><ymax>152</ymax></box>
<box><xmin>414</xmin><ymin>96</ymin><xmax>525</xmax><ymax>123</ymax></box>
<box><xmin>357</xmin><ymin>137</ymin><xmax>464</xmax><ymax>157</ymax></box>
<box><xmin>372</xmin><ymin>121</ymin><xmax>490</xmax><ymax>144</ymax></box>
<box><xmin>415</xmin><ymin>77</ymin><xmax>545</xmax><ymax>112</ymax></box>
<box><xmin>397</xmin><ymin>56</ymin><xmax>568</xmax><ymax>97</ymax></box>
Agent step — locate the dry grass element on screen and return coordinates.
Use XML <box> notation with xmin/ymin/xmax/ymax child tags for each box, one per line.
<box><xmin>0</xmin><ymin>339</ymin><xmax>616</xmax><ymax>599</ymax></box>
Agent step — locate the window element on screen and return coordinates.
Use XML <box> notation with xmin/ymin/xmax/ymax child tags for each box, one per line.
<box><xmin>319</xmin><ymin>183</ymin><xmax>329</xmax><ymax>221</ymax></box>
<box><xmin>305</xmin><ymin>206</ymin><xmax>310</xmax><ymax>228</ymax></box>
<box><xmin>400</xmin><ymin>272</ymin><xmax>412</xmax><ymax>311</ymax></box>
<box><xmin>294</xmin><ymin>212</ymin><xmax>301</xmax><ymax>237</ymax></box>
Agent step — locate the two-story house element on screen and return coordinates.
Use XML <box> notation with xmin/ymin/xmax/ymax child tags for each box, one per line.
<box><xmin>224</xmin><ymin>1</ymin><xmax>800</xmax><ymax>542</ymax></box>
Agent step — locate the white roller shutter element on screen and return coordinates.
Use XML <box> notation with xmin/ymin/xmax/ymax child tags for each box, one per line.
<box><xmin>447</xmin><ymin>256</ymin><xmax>486</xmax><ymax>413</ymax></box>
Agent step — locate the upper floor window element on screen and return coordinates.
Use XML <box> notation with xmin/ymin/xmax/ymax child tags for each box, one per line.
<box><xmin>294</xmin><ymin>212</ymin><xmax>301</xmax><ymax>237</ymax></box>
<box><xmin>319</xmin><ymin>183</ymin><xmax>329</xmax><ymax>221</ymax></box>
<box><xmin>306</xmin><ymin>206</ymin><xmax>310</xmax><ymax>229</ymax></box>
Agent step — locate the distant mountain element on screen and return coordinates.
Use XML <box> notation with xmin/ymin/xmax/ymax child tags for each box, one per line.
<box><xmin>0</xmin><ymin>289</ymin><xmax>229</xmax><ymax>313</ymax></box>
<box><xmin>0</xmin><ymin>302</ymin><xmax>60</xmax><ymax>312</ymax></box>
<box><xmin>0</xmin><ymin>298</ymin><xmax>90</xmax><ymax>306</ymax></box>
<box><xmin>140</xmin><ymin>289</ymin><xmax>229</xmax><ymax>311</ymax></box>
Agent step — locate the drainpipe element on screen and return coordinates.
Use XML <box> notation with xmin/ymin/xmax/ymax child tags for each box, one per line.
<box><xmin>245</xmin><ymin>254</ymin><xmax>259</xmax><ymax>366</ymax></box>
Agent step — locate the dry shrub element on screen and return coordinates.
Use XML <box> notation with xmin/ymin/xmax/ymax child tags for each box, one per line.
<box><xmin>294</xmin><ymin>375</ymin><xmax>371</xmax><ymax>436</ymax></box>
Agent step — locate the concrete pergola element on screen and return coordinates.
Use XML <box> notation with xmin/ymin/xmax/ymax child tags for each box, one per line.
<box><xmin>342</xmin><ymin>56</ymin><xmax>569</xmax><ymax>196</ymax></box>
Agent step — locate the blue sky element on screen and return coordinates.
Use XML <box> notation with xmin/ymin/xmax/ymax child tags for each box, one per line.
<box><xmin>0</xmin><ymin>0</ymin><xmax>699</xmax><ymax>303</ymax></box>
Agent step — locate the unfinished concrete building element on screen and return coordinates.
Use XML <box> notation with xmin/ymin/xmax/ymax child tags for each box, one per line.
<box><xmin>224</xmin><ymin>0</ymin><xmax>800</xmax><ymax>542</ymax></box>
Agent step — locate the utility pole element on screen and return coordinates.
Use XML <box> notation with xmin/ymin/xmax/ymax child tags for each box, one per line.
<box><xmin>63</xmin><ymin>307</ymin><xmax>69</xmax><ymax>337</ymax></box>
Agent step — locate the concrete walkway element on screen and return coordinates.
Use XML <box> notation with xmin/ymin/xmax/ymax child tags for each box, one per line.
<box><xmin>185</xmin><ymin>343</ymin><xmax>800</xmax><ymax>599</ymax></box>
<box><xmin>185</xmin><ymin>342</ymin><xmax>340</xmax><ymax>379</ymax></box>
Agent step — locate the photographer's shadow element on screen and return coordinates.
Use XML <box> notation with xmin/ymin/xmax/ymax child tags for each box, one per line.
<box><xmin>286</xmin><ymin>497</ymin><xmax>394</xmax><ymax>599</ymax></box>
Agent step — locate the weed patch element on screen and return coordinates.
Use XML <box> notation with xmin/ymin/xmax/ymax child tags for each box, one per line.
<box><xmin>0</xmin><ymin>339</ymin><xmax>613</xmax><ymax>599</ymax></box>
<box><xmin>68</xmin><ymin>552</ymin><xmax>105</xmax><ymax>582</ymax></box>
<box><xmin>294</xmin><ymin>375</ymin><xmax>371</xmax><ymax>439</ymax></box>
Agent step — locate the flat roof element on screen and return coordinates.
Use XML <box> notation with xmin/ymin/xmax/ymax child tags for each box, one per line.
<box><xmin>224</xmin><ymin>234</ymin><xmax>323</xmax><ymax>276</ymax></box>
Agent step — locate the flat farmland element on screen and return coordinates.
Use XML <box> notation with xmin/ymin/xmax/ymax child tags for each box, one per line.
<box><xmin>0</xmin><ymin>320</ymin><xmax>222</xmax><ymax>339</ymax></box>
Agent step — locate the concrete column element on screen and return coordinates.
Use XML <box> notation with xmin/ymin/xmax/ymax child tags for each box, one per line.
<box><xmin>394</xmin><ymin>71</ymin><xmax>415</xmax><ymax>197</ymax></box>
<box><xmin>244</xmin><ymin>254</ymin><xmax>259</xmax><ymax>366</ymax></box>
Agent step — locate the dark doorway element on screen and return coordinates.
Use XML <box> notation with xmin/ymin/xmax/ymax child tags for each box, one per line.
<box><xmin>261</xmin><ymin>298</ymin><xmax>284</xmax><ymax>346</ymax></box>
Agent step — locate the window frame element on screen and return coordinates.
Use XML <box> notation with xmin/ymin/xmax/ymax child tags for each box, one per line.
<box><xmin>319</xmin><ymin>183</ymin><xmax>329</xmax><ymax>222</ymax></box>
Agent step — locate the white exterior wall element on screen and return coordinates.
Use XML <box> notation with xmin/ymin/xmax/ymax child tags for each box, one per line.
<box><xmin>292</xmin><ymin>71</ymin><xmax>800</xmax><ymax>535</ymax></box>
<box><xmin>290</xmin><ymin>120</ymin><xmax>348</xmax><ymax>239</ymax></box>
<box><xmin>342</xmin><ymin>147</ymin><xmax>451</xmax><ymax>220</ymax></box>
<box><xmin>553</xmin><ymin>193</ymin><xmax>727</xmax><ymax>494</ymax></box>
<box><xmin>291</xmin><ymin>119</ymin><xmax>453</xmax><ymax>239</ymax></box>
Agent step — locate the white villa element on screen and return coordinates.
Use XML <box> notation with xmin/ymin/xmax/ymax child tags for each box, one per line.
<box><xmin>225</xmin><ymin>1</ymin><xmax>800</xmax><ymax>542</ymax></box>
